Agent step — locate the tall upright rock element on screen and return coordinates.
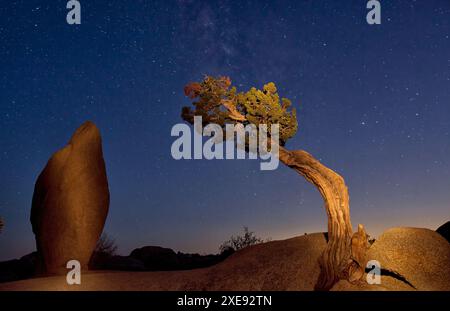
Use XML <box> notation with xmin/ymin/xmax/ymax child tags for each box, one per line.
<box><xmin>31</xmin><ymin>121</ymin><xmax>110</xmax><ymax>275</ymax></box>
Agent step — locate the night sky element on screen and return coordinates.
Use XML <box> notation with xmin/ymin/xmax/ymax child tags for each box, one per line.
<box><xmin>1</xmin><ymin>1</ymin><xmax>449</xmax><ymax>260</ymax></box>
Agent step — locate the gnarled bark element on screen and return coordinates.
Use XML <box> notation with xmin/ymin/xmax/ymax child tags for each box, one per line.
<box><xmin>278</xmin><ymin>146</ymin><xmax>368</xmax><ymax>290</ymax></box>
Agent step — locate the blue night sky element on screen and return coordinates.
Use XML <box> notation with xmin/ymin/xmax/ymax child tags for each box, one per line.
<box><xmin>0</xmin><ymin>1</ymin><xmax>449</xmax><ymax>260</ymax></box>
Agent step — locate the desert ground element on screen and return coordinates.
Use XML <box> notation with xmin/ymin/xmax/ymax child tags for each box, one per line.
<box><xmin>1</xmin><ymin>227</ymin><xmax>449</xmax><ymax>291</ymax></box>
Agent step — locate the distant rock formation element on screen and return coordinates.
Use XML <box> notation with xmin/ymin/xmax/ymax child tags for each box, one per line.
<box><xmin>0</xmin><ymin>246</ymin><xmax>232</xmax><ymax>283</ymax></box>
<box><xmin>89</xmin><ymin>254</ymin><xmax>146</xmax><ymax>271</ymax></box>
<box><xmin>30</xmin><ymin>121</ymin><xmax>110</xmax><ymax>275</ymax></box>
<box><xmin>130</xmin><ymin>246</ymin><xmax>179</xmax><ymax>271</ymax></box>
<box><xmin>436</xmin><ymin>221</ymin><xmax>450</xmax><ymax>243</ymax></box>
<box><xmin>114</xmin><ymin>246</ymin><xmax>233</xmax><ymax>271</ymax></box>
<box><xmin>0</xmin><ymin>252</ymin><xmax>37</xmax><ymax>283</ymax></box>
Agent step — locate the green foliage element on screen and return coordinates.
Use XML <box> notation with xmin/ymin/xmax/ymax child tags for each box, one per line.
<box><xmin>219</xmin><ymin>226</ymin><xmax>265</xmax><ymax>253</ymax></box>
<box><xmin>182</xmin><ymin>76</ymin><xmax>298</xmax><ymax>146</ymax></box>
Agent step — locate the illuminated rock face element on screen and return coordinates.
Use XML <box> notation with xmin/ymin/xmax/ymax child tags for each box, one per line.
<box><xmin>367</xmin><ymin>227</ymin><xmax>450</xmax><ymax>290</ymax></box>
<box><xmin>31</xmin><ymin>121</ymin><xmax>109</xmax><ymax>275</ymax></box>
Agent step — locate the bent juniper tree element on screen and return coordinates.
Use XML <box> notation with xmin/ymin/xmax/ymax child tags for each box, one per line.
<box><xmin>181</xmin><ymin>76</ymin><xmax>369</xmax><ymax>290</ymax></box>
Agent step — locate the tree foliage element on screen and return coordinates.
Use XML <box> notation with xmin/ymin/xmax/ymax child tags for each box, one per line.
<box><xmin>182</xmin><ymin>76</ymin><xmax>298</xmax><ymax>146</ymax></box>
<box><xmin>219</xmin><ymin>226</ymin><xmax>265</xmax><ymax>253</ymax></box>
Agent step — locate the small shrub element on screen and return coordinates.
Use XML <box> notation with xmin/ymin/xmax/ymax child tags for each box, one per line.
<box><xmin>219</xmin><ymin>227</ymin><xmax>266</xmax><ymax>253</ymax></box>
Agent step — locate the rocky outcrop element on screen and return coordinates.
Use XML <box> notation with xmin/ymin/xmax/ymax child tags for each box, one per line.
<box><xmin>130</xmin><ymin>246</ymin><xmax>180</xmax><ymax>271</ymax></box>
<box><xmin>30</xmin><ymin>121</ymin><xmax>110</xmax><ymax>275</ymax></box>
<box><xmin>365</xmin><ymin>227</ymin><xmax>450</xmax><ymax>290</ymax></box>
<box><xmin>0</xmin><ymin>233</ymin><xmax>328</xmax><ymax>290</ymax></box>
<box><xmin>1</xmin><ymin>229</ymin><xmax>449</xmax><ymax>290</ymax></box>
<box><xmin>436</xmin><ymin>221</ymin><xmax>450</xmax><ymax>243</ymax></box>
<box><xmin>203</xmin><ymin>233</ymin><xmax>327</xmax><ymax>290</ymax></box>
<box><xmin>332</xmin><ymin>227</ymin><xmax>450</xmax><ymax>291</ymax></box>
<box><xmin>89</xmin><ymin>254</ymin><xmax>146</xmax><ymax>271</ymax></box>
<box><xmin>88</xmin><ymin>248</ymin><xmax>233</xmax><ymax>272</ymax></box>
<box><xmin>0</xmin><ymin>252</ymin><xmax>37</xmax><ymax>283</ymax></box>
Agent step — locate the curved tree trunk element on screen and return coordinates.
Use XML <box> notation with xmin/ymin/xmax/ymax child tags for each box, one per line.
<box><xmin>278</xmin><ymin>146</ymin><xmax>368</xmax><ymax>291</ymax></box>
